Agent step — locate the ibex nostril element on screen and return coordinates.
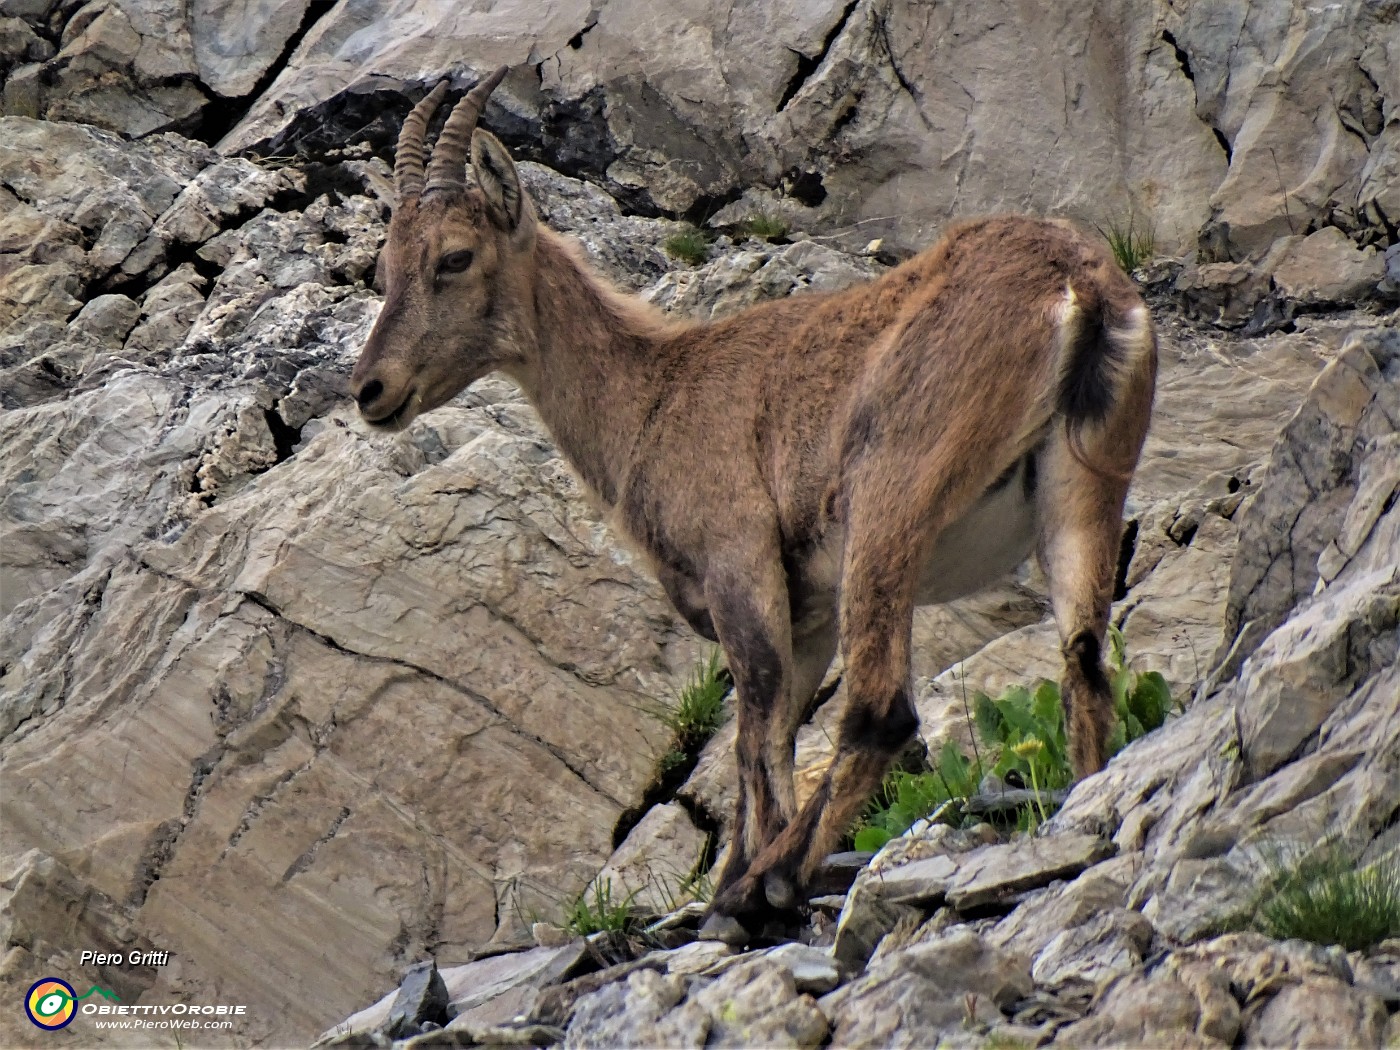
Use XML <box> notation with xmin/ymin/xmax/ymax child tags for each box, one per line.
<box><xmin>356</xmin><ymin>379</ymin><xmax>384</xmax><ymax>409</ymax></box>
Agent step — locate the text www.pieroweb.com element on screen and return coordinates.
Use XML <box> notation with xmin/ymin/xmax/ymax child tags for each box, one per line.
<box><xmin>87</xmin><ymin>1003</ymin><xmax>245</xmax><ymax>1031</ymax></box>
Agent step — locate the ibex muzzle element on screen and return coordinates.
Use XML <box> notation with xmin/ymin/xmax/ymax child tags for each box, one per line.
<box><xmin>353</xmin><ymin>66</ymin><xmax>1158</xmax><ymax>945</ymax></box>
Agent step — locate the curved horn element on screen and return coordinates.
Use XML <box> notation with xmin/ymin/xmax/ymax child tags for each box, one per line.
<box><xmin>395</xmin><ymin>81</ymin><xmax>449</xmax><ymax>202</ymax></box>
<box><xmin>424</xmin><ymin>65</ymin><xmax>509</xmax><ymax>194</ymax></box>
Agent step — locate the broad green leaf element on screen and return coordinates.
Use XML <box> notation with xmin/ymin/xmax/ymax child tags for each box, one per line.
<box><xmin>1133</xmin><ymin>671</ymin><xmax>1172</xmax><ymax>731</ymax></box>
<box><xmin>973</xmin><ymin>692</ymin><xmax>1003</xmax><ymax>742</ymax></box>
<box><xmin>1106</xmin><ymin>720</ymin><xmax>1127</xmax><ymax>757</ymax></box>
<box><xmin>1111</xmin><ymin>666</ymin><xmax>1134</xmax><ymax>711</ymax></box>
<box><xmin>1107</xmin><ymin>624</ymin><xmax>1127</xmax><ymax>670</ymax></box>
<box><xmin>1031</xmin><ymin>680</ymin><xmax>1063</xmax><ymax>729</ymax></box>
<box><xmin>886</xmin><ymin>804</ymin><xmax>917</xmax><ymax>832</ymax></box>
<box><xmin>937</xmin><ymin>739</ymin><xmax>975</xmax><ymax>797</ymax></box>
<box><xmin>854</xmin><ymin>826</ymin><xmax>893</xmax><ymax>853</ymax></box>
<box><xmin>996</xmin><ymin>693</ymin><xmax>1041</xmax><ymax>740</ymax></box>
<box><xmin>1124</xmin><ymin>711</ymin><xmax>1145</xmax><ymax>742</ymax></box>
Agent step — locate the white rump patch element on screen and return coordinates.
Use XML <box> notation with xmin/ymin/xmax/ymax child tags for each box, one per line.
<box><xmin>1052</xmin><ymin>284</ymin><xmax>1079</xmax><ymax>329</ymax></box>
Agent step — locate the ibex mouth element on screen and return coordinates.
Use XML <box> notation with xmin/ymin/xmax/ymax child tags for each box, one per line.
<box><xmin>363</xmin><ymin>390</ymin><xmax>417</xmax><ymax>431</ymax></box>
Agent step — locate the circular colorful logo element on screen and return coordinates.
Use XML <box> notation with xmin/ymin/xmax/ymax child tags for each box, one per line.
<box><xmin>25</xmin><ymin>978</ymin><xmax>77</xmax><ymax>1030</ymax></box>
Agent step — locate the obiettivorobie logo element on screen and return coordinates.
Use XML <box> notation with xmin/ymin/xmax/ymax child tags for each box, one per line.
<box><xmin>24</xmin><ymin>978</ymin><xmax>119</xmax><ymax>1030</ymax></box>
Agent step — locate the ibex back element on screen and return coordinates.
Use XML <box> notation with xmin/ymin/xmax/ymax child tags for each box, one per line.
<box><xmin>351</xmin><ymin>67</ymin><xmax>1157</xmax><ymax>943</ymax></box>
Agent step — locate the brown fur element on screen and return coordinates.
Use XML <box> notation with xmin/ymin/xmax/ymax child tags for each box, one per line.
<box><xmin>352</xmin><ymin>76</ymin><xmax>1158</xmax><ymax>941</ymax></box>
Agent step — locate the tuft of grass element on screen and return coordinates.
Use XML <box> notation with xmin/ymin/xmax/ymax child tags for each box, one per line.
<box><xmin>660</xmin><ymin>648</ymin><xmax>730</xmax><ymax>749</ymax></box>
<box><xmin>851</xmin><ymin>627</ymin><xmax>1175</xmax><ymax>851</ymax></box>
<box><xmin>565</xmin><ymin>878</ymin><xmax>641</xmax><ymax>937</ymax></box>
<box><xmin>1098</xmin><ymin>213</ymin><xmax>1157</xmax><ymax>273</ymax></box>
<box><xmin>658</xmin><ymin>748</ymin><xmax>687</xmax><ymax>774</ymax></box>
<box><xmin>740</xmin><ymin>212</ymin><xmax>789</xmax><ymax>241</ymax></box>
<box><xmin>663</xmin><ymin>226</ymin><xmax>711</xmax><ymax>266</ymax></box>
<box><xmin>1242</xmin><ymin>849</ymin><xmax>1400</xmax><ymax>952</ymax></box>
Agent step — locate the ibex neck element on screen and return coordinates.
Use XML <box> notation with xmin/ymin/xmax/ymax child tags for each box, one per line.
<box><xmin>513</xmin><ymin>229</ymin><xmax>674</xmax><ymax>507</ymax></box>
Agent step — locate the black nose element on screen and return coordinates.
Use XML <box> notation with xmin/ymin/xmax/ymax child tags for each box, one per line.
<box><xmin>356</xmin><ymin>379</ymin><xmax>383</xmax><ymax>409</ymax></box>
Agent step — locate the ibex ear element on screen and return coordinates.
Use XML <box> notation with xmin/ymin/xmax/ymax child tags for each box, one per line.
<box><xmin>471</xmin><ymin>129</ymin><xmax>527</xmax><ymax>233</ymax></box>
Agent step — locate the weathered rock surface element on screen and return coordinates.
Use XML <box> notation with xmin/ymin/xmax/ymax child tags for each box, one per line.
<box><xmin>4</xmin><ymin>9</ymin><xmax>1400</xmax><ymax>1043</ymax></box>
<box><xmin>213</xmin><ymin>0</ymin><xmax>1393</xmax><ymax>267</ymax></box>
<box><xmin>10</xmin><ymin>0</ymin><xmax>1390</xmax><ymax>273</ymax></box>
<box><xmin>0</xmin><ymin>124</ymin><xmax>716</xmax><ymax>1046</ymax></box>
<box><xmin>589</xmin><ymin>803</ymin><xmax>707</xmax><ymax>916</ymax></box>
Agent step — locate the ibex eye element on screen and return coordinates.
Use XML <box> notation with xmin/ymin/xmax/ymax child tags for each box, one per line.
<box><xmin>438</xmin><ymin>250</ymin><xmax>474</xmax><ymax>274</ymax></box>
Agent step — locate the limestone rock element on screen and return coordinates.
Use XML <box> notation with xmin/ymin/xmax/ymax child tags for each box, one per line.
<box><xmin>832</xmin><ymin>823</ymin><xmax>996</xmax><ymax>972</ymax></box>
<box><xmin>0</xmin><ymin>116</ymin><xmax>213</xmax><ymax>354</ymax></box>
<box><xmin>0</xmin><ymin>14</ymin><xmax>52</xmax><ymax>63</ymax></box>
<box><xmin>1213</xmin><ymin>328</ymin><xmax>1400</xmax><ymax>681</ymax></box>
<box><xmin>589</xmin><ymin>803</ymin><xmax>707</xmax><ymax>915</ymax></box>
<box><xmin>749</xmin><ymin>944</ymin><xmax>841</xmax><ymax>996</ymax></box>
<box><xmin>1053</xmin><ymin>965</ymin><xmax>1237</xmax><ymax>1047</ymax></box>
<box><xmin>5</xmin><ymin>1</ymin><xmax>205</xmax><ymax>136</ymax></box>
<box><xmin>0</xmin><ymin>851</ymin><xmax>157</xmax><ymax>1000</ymax></box>
<box><xmin>686</xmin><ymin>958</ymin><xmax>829</xmax><ymax>1048</ymax></box>
<box><xmin>1174</xmin><ymin>261</ymin><xmax>1271</xmax><ymax>328</ymax></box>
<box><xmin>1</xmin><ymin>133</ymin><xmax>709</xmax><ymax>1047</ymax></box>
<box><xmin>563</xmin><ymin>968</ymin><xmax>703</xmax><ymax>1049</ymax></box>
<box><xmin>988</xmin><ymin>855</ymin><xmax>1140</xmax><ymax>961</ymax></box>
<box><xmin>519</xmin><ymin>162</ymin><xmax>691</xmax><ymax>290</ymax></box>
<box><xmin>150</xmin><ymin>156</ymin><xmax>301</xmax><ymax>248</ymax></box>
<box><xmin>945</xmin><ymin>834</ymin><xmax>1117</xmax><ymax>911</ymax></box>
<box><xmin>1244</xmin><ymin>978</ymin><xmax>1388</xmax><ymax>1049</ymax></box>
<box><xmin>190</xmin><ymin>0</ymin><xmax>313</xmax><ymax>99</ymax></box>
<box><xmin>643</xmin><ymin>241</ymin><xmax>881</xmax><ymax>321</ymax></box>
<box><xmin>1052</xmin><ymin>329</ymin><xmax>1400</xmax><ymax>944</ymax></box>
<box><xmin>820</xmin><ymin>929</ymin><xmax>1032</xmax><ymax>1047</ymax></box>
<box><xmin>385</xmin><ymin>961</ymin><xmax>449</xmax><ymax>1039</ymax></box>
<box><xmin>1271</xmin><ymin>227</ymin><xmax>1387</xmax><ymax>306</ymax></box>
<box><xmin>221</xmin><ymin>2</ymin><xmax>1226</xmax><ymax>256</ymax></box>
<box><xmin>1030</xmin><ymin>908</ymin><xmax>1155</xmax><ymax>990</ymax></box>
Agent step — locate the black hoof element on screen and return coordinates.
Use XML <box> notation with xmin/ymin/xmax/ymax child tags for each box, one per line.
<box><xmin>763</xmin><ymin>869</ymin><xmax>798</xmax><ymax>910</ymax></box>
<box><xmin>698</xmin><ymin>910</ymin><xmax>751</xmax><ymax>946</ymax></box>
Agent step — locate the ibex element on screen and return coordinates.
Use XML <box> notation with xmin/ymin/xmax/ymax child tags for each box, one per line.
<box><xmin>351</xmin><ymin>67</ymin><xmax>1157</xmax><ymax>942</ymax></box>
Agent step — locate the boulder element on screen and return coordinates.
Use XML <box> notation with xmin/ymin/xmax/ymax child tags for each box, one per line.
<box><xmin>1270</xmin><ymin>227</ymin><xmax>1387</xmax><ymax>306</ymax></box>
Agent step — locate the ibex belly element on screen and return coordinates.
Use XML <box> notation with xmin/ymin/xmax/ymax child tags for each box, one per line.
<box><xmin>794</xmin><ymin>455</ymin><xmax>1037</xmax><ymax>617</ymax></box>
<box><xmin>915</xmin><ymin>455</ymin><xmax>1037</xmax><ymax>605</ymax></box>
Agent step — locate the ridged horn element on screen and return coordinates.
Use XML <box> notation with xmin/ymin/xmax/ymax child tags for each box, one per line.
<box><xmin>394</xmin><ymin>81</ymin><xmax>449</xmax><ymax>202</ymax></box>
<box><xmin>423</xmin><ymin>65</ymin><xmax>509</xmax><ymax>194</ymax></box>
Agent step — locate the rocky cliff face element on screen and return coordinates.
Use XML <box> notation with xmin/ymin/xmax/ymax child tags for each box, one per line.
<box><xmin>1</xmin><ymin>0</ymin><xmax>1397</xmax><ymax>1046</ymax></box>
<box><xmin>5</xmin><ymin>0</ymin><xmax>1397</xmax><ymax>260</ymax></box>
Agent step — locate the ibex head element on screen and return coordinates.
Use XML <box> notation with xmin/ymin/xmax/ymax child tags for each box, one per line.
<box><xmin>351</xmin><ymin>67</ymin><xmax>536</xmax><ymax>428</ymax></box>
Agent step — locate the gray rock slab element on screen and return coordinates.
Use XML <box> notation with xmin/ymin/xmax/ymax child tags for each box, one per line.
<box><xmin>820</xmin><ymin>929</ymin><xmax>1032</xmax><ymax>1048</ymax></box>
<box><xmin>1030</xmin><ymin>908</ymin><xmax>1155</xmax><ymax>991</ymax></box>
<box><xmin>945</xmin><ymin>834</ymin><xmax>1117</xmax><ymax>911</ymax></box>
<box><xmin>445</xmin><ymin>943</ymin><xmax>588</xmax><ymax>1025</ymax></box>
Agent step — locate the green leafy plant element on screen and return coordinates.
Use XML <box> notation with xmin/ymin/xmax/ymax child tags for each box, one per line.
<box><xmin>1103</xmin><ymin>625</ymin><xmax>1174</xmax><ymax>757</ymax></box>
<box><xmin>974</xmin><ymin>679</ymin><xmax>1073</xmax><ymax>795</ymax></box>
<box><xmin>565</xmin><ymin>878</ymin><xmax>641</xmax><ymax>937</ymax></box>
<box><xmin>1097</xmin><ymin>213</ymin><xmax>1157</xmax><ymax>273</ymax></box>
<box><xmin>658</xmin><ymin>748</ymin><xmax>687</xmax><ymax>774</ymax></box>
<box><xmin>852</xmin><ymin>630</ymin><xmax>1175</xmax><ymax>850</ymax></box>
<box><xmin>660</xmin><ymin>648</ymin><xmax>730</xmax><ymax>748</ymax></box>
<box><xmin>1237</xmin><ymin>848</ymin><xmax>1400</xmax><ymax>951</ymax></box>
<box><xmin>740</xmin><ymin>212</ymin><xmax>789</xmax><ymax>241</ymax></box>
<box><xmin>663</xmin><ymin>226</ymin><xmax>711</xmax><ymax>266</ymax></box>
<box><xmin>852</xmin><ymin>740</ymin><xmax>976</xmax><ymax>852</ymax></box>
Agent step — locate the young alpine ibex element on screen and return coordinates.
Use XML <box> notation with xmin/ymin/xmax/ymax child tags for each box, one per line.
<box><xmin>351</xmin><ymin>67</ymin><xmax>1157</xmax><ymax>942</ymax></box>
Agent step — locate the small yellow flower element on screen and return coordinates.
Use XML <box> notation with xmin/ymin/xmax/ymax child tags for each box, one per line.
<box><xmin>1011</xmin><ymin>739</ymin><xmax>1045</xmax><ymax>760</ymax></box>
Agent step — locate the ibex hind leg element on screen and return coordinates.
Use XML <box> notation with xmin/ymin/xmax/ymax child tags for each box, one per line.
<box><xmin>709</xmin><ymin>443</ymin><xmax>1010</xmax><ymax>932</ymax></box>
<box><xmin>1036</xmin><ymin>436</ymin><xmax>1136</xmax><ymax>779</ymax></box>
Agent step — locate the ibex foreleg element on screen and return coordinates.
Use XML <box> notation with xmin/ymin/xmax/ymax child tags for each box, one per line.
<box><xmin>704</xmin><ymin>559</ymin><xmax>797</xmax><ymax>893</ymax></box>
